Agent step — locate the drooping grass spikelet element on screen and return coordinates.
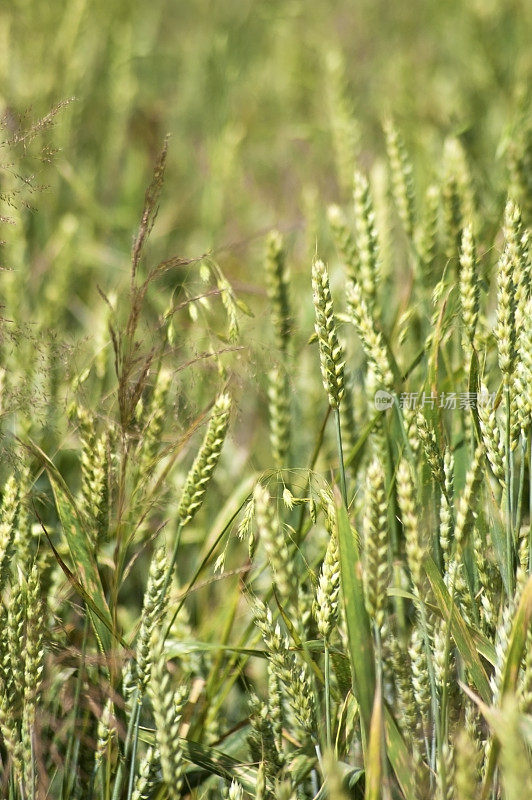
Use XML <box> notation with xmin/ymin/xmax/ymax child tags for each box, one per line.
<box><xmin>312</xmin><ymin>259</ymin><xmax>345</xmax><ymax>408</ymax></box>
<box><xmin>177</xmin><ymin>393</ymin><xmax>231</xmax><ymax>525</ymax></box>
<box><xmin>346</xmin><ymin>280</ymin><xmax>394</xmax><ymax>390</ymax></box>
<box><xmin>353</xmin><ymin>169</ymin><xmax>380</xmax><ymax>310</ymax></box>
<box><xmin>314</xmin><ymin>531</ymin><xmax>340</xmax><ymax>639</ymax></box>
<box><xmin>363</xmin><ymin>457</ymin><xmax>390</xmax><ymax>629</ymax></box>
<box><xmin>459</xmin><ymin>224</ymin><xmax>479</xmax><ymax>348</ymax></box>
<box><xmin>265</xmin><ymin>230</ymin><xmax>292</xmax><ymax>354</ymax></box>
<box><xmin>254</xmin><ymin>484</ymin><xmax>296</xmax><ymax>601</ymax></box>
<box><xmin>383</xmin><ymin>118</ymin><xmax>416</xmax><ymax>239</ymax></box>
<box><xmin>268</xmin><ymin>366</ymin><xmax>291</xmax><ymax>469</ymax></box>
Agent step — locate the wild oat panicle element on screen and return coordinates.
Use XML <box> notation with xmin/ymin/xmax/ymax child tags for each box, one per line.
<box><xmin>254</xmin><ymin>484</ymin><xmax>296</xmax><ymax>601</ymax></box>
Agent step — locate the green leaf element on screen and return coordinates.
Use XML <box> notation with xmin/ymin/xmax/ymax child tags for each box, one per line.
<box><xmin>500</xmin><ymin>575</ymin><xmax>532</xmax><ymax>698</ymax></box>
<box><xmin>344</xmin><ymin>415</ymin><xmax>381</xmax><ymax>471</ymax></box>
<box><xmin>365</xmin><ymin>681</ymin><xmax>382</xmax><ymax>800</ymax></box>
<box><xmin>137</xmin><ymin>730</ymin><xmax>263</xmax><ymax>794</ymax></box>
<box><xmin>336</xmin><ymin>497</ymin><xmax>375</xmax><ymax>741</ymax></box>
<box><xmin>27</xmin><ymin>440</ymin><xmax>116</xmax><ymax>664</ymax></box>
<box><xmin>383</xmin><ymin>706</ymin><xmax>418</xmax><ymax>798</ymax></box>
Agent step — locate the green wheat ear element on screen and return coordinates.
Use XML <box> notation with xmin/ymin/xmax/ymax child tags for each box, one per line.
<box><xmin>177</xmin><ymin>392</ymin><xmax>232</xmax><ymax>525</ymax></box>
<box><xmin>312</xmin><ymin>258</ymin><xmax>345</xmax><ymax>409</ymax></box>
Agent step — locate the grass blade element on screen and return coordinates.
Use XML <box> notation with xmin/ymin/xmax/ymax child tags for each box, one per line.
<box><xmin>336</xmin><ymin>496</ymin><xmax>375</xmax><ymax>741</ymax></box>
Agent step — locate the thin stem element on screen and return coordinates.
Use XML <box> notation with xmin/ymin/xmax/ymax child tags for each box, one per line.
<box><xmin>62</xmin><ymin>613</ymin><xmax>90</xmax><ymax>800</ymax></box>
<box><xmin>334</xmin><ymin>408</ymin><xmax>347</xmax><ymax>507</ymax></box>
<box><xmin>111</xmin><ymin>687</ymin><xmax>140</xmax><ymax>800</ymax></box>
<box><xmin>515</xmin><ymin>434</ymin><xmax>527</xmax><ymax>535</ymax></box>
<box><xmin>126</xmin><ymin>696</ymin><xmax>143</xmax><ymax>800</ymax></box>
<box><xmin>324</xmin><ymin>638</ymin><xmax>332</xmax><ymax>751</ymax></box>
<box><xmin>418</xmin><ymin>598</ymin><xmax>439</xmax><ymax>779</ymax></box>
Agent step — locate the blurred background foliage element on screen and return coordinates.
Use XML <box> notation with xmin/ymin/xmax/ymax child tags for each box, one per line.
<box><xmin>1</xmin><ymin>0</ymin><xmax>532</xmax><ymax>472</ymax></box>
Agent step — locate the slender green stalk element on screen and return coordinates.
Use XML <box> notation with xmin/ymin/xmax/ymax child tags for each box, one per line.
<box><xmin>61</xmin><ymin>613</ymin><xmax>90</xmax><ymax>800</ymax></box>
<box><xmin>161</xmin><ymin>522</ymin><xmax>182</xmax><ymax>604</ymax></box>
<box><xmin>515</xmin><ymin>435</ymin><xmax>527</xmax><ymax>535</ymax></box>
<box><xmin>335</xmin><ymin>409</ymin><xmax>347</xmax><ymax>507</ymax></box>
<box><xmin>126</xmin><ymin>697</ymin><xmax>142</xmax><ymax>800</ymax></box>
<box><xmin>324</xmin><ymin>639</ymin><xmax>332</xmax><ymax>750</ymax></box>
<box><xmin>111</xmin><ymin>687</ymin><xmax>140</xmax><ymax>800</ymax></box>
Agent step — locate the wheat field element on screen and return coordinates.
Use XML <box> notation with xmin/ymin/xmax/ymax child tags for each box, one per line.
<box><xmin>0</xmin><ymin>1</ymin><xmax>531</xmax><ymax>799</ymax></box>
